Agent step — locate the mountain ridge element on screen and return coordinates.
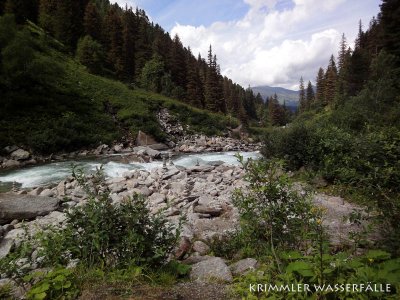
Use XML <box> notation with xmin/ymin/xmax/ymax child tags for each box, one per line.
<box><xmin>251</xmin><ymin>85</ymin><xmax>299</xmax><ymax>108</ymax></box>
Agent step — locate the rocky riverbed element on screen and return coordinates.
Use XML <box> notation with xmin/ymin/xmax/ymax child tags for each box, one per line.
<box><xmin>0</xmin><ymin>160</ymin><xmax>256</xmax><ymax>297</ymax></box>
<box><xmin>0</xmin><ymin>156</ymin><xmax>371</xmax><ymax>296</ymax></box>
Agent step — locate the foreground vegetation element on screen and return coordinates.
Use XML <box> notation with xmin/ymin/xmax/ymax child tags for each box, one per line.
<box><xmin>0</xmin><ymin>167</ymin><xmax>189</xmax><ymax>299</ymax></box>
<box><xmin>212</xmin><ymin>158</ymin><xmax>400</xmax><ymax>299</ymax></box>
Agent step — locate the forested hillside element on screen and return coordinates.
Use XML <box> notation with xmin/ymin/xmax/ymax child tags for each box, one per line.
<box><xmin>0</xmin><ymin>0</ymin><xmax>274</xmax><ymax>154</ymax></box>
<box><xmin>264</xmin><ymin>0</ymin><xmax>400</xmax><ymax>253</ymax></box>
<box><xmin>0</xmin><ymin>1</ymin><xmax>268</xmax><ymax>120</ymax></box>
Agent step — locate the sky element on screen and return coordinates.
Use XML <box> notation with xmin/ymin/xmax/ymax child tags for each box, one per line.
<box><xmin>111</xmin><ymin>0</ymin><xmax>381</xmax><ymax>89</ymax></box>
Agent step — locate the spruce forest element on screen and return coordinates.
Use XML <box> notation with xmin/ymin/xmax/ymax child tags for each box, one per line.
<box><xmin>0</xmin><ymin>0</ymin><xmax>399</xmax><ymax>299</ymax></box>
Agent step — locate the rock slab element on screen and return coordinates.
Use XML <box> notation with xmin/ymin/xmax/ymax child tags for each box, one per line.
<box><xmin>229</xmin><ymin>258</ymin><xmax>258</xmax><ymax>276</ymax></box>
<box><xmin>0</xmin><ymin>193</ymin><xmax>59</xmax><ymax>225</ymax></box>
<box><xmin>189</xmin><ymin>257</ymin><xmax>233</xmax><ymax>283</ymax></box>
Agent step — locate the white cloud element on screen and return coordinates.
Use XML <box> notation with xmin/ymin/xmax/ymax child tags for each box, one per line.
<box><xmin>171</xmin><ymin>0</ymin><xmax>379</xmax><ymax>89</ymax></box>
<box><xmin>111</xmin><ymin>0</ymin><xmax>137</xmax><ymax>9</ymax></box>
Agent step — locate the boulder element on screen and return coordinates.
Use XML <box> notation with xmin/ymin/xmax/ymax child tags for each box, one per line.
<box><xmin>145</xmin><ymin>147</ymin><xmax>161</xmax><ymax>159</ymax></box>
<box><xmin>148</xmin><ymin>143</ymin><xmax>169</xmax><ymax>150</ymax></box>
<box><xmin>0</xmin><ymin>193</ymin><xmax>59</xmax><ymax>225</ymax></box>
<box><xmin>0</xmin><ymin>278</ymin><xmax>25</xmax><ymax>299</ymax></box>
<box><xmin>229</xmin><ymin>258</ymin><xmax>258</xmax><ymax>276</ymax></box>
<box><xmin>192</xmin><ymin>241</ymin><xmax>210</xmax><ymax>256</ymax></box>
<box><xmin>136</xmin><ymin>131</ymin><xmax>158</xmax><ymax>146</ymax></box>
<box><xmin>10</xmin><ymin>149</ymin><xmax>30</xmax><ymax>160</ymax></box>
<box><xmin>162</xmin><ymin>167</ymin><xmax>180</xmax><ymax>180</ymax></box>
<box><xmin>94</xmin><ymin>144</ymin><xmax>109</xmax><ymax>155</ymax></box>
<box><xmin>193</xmin><ymin>205</ymin><xmax>223</xmax><ymax>217</ymax></box>
<box><xmin>2</xmin><ymin>159</ymin><xmax>20</xmax><ymax>168</ymax></box>
<box><xmin>40</xmin><ymin>189</ymin><xmax>55</xmax><ymax>197</ymax></box>
<box><xmin>113</xmin><ymin>143</ymin><xmax>124</xmax><ymax>152</ymax></box>
<box><xmin>0</xmin><ymin>238</ymin><xmax>14</xmax><ymax>259</ymax></box>
<box><xmin>174</xmin><ymin>237</ymin><xmax>191</xmax><ymax>259</ymax></box>
<box><xmin>148</xmin><ymin>193</ymin><xmax>166</xmax><ymax>205</ymax></box>
<box><xmin>189</xmin><ymin>165</ymin><xmax>215</xmax><ymax>173</ymax></box>
<box><xmin>190</xmin><ymin>257</ymin><xmax>233</xmax><ymax>283</ymax></box>
<box><xmin>56</xmin><ymin>181</ymin><xmax>66</xmax><ymax>196</ymax></box>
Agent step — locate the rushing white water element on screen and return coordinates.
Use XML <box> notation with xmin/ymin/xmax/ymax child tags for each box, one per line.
<box><xmin>0</xmin><ymin>151</ymin><xmax>261</xmax><ymax>188</ymax></box>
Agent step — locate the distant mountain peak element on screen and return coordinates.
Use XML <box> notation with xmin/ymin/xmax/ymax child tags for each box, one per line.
<box><xmin>251</xmin><ymin>85</ymin><xmax>299</xmax><ymax>108</ymax></box>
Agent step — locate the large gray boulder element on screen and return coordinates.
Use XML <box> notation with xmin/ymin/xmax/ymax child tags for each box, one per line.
<box><xmin>229</xmin><ymin>258</ymin><xmax>258</xmax><ymax>276</ymax></box>
<box><xmin>0</xmin><ymin>193</ymin><xmax>59</xmax><ymax>225</ymax></box>
<box><xmin>10</xmin><ymin>149</ymin><xmax>30</xmax><ymax>160</ymax></box>
<box><xmin>2</xmin><ymin>159</ymin><xmax>20</xmax><ymax>168</ymax></box>
<box><xmin>189</xmin><ymin>257</ymin><xmax>233</xmax><ymax>283</ymax></box>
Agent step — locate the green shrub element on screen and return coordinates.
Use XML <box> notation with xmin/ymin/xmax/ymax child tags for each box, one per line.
<box><xmin>262</xmin><ymin>124</ymin><xmax>316</xmax><ymax>170</ymax></box>
<box><xmin>76</xmin><ymin>35</ymin><xmax>105</xmax><ymax>74</ymax></box>
<box><xmin>233</xmin><ymin>157</ymin><xmax>321</xmax><ymax>257</ymax></box>
<box><xmin>37</xmin><ymin>167</ymin><xmax>181</xmax><ymax>268</ymax></box>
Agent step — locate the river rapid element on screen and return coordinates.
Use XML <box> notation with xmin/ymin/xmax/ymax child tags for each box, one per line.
<box><xmin>0</xmin><ymin>151</ymin><xmax>261</xmax><ymax>190</ymax></box>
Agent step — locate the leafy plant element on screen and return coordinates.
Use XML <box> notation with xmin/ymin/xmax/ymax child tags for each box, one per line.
<box><xmin>25</xmin><ymin>268</ymin><xmax>79</xmax><ymax>300</ymax></box>
<box><xmin>37</xmin><ymin>166</ymin><xmax>182</xmax><ymax>268</ymax></box>
<box><xmin>233</xmin><ymin>156</ymin><xmax>321</xmax><ymax>261</ymax></box>
<box><xmin>233</xmin><ymin>250</ymin><xmax>400</xmax><ymax>299</ymax></box>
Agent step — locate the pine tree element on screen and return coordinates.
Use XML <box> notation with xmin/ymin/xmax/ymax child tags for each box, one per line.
<box><xmin>348</xmin><ymin>47</ymin><xmax>369</xmax><ymax>96</ymax></box>
<box><xmin>324</xmin><ymin>55</ymin><xmax>337</xmax><ymax>105</ymax></box>
<box><xmin>204</xmin><ymin>45</ymin><xmax>218</xmax><ymax>111</ymax></box>
<box><xmin>134</xmin><ymin>9</ymin><xmax>151</xmax><ymax>79</ymax></box>
<box><xmin>169</xmin><ymin>34</ymin><xmax>187</xmax><ymax>88</ymax></box>
<box><xmin>83</xmin><ymin>1</ymin><xmax>102</xmax><ymax>41</ymax></box>
<box><xmin>121</xmin><ymin>7</ymin><xmax>136</xmax><ymax>81</ymax></box>
<box><xmin>243</xmin><ymin>86</ymin><xmax>257</xmax><ymax>119</ymax></box>
<box><xmin>355</xmin><ymin>20</ymin><xmax>364</xmax><ymax>50</ymax></box>
<box><xmin>104</xmin><ymin>5</ymin><xmax>123</xmax><ymax>76</ymax></box>
<box><xmin>380</xmin><ymin>0</ymin><xmax>400</xmax><ymax>60</ymax></box>
<box><xmin>306</xmin><ymin>81</ymin><xmax>314</xmax><ymax>108</ymax></box>
<box><xmin>268</xmin><ymin>93</ymin><xmax>285</xmax><ymax>126</ymax></box>
<box><xmin>186</xmin><ymin>50</ymin><xmax>203</xmax><ymax>108</ymax></box>
<box><xmin>214</xmin><ymin>55</ymin><xmax>226</xmax><ymax>113</ymax></box>
<box><xmin>315</xmin><ymin>67</ymin><xmax>325</xmax><ymax>106</ymax></box>
<box><xmin>4</xmin><ymin>0</ymin><xmax>38</xmax><ymax>24</ymax></box>
<box><xmin>0</xmin><ymin>0</ymin><xmax>5</xmax><ymax>14</ymax></box>
<box><xmin>335</xmin><ymin>45</ymin><xmax>352</xmax><ymax>106</ymax></box>
<box><xmin>38</xmin><ymin>0</ymin><xmax>57</xmax><ymax>35</ymax></box>
<box><xmin>298</xmin><ymin>76</ymin><xmax>306</xmax><ymax>112</ymax></box>
<box><xmin>338</xmin><ymin>33</ymin><xmax>347</xmax><ymax>72</ymax></box>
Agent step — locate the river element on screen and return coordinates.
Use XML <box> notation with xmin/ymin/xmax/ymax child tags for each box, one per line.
<box><xmin>0</xmin><ymin>151</ymin><xmax>261</xmax><ymax>190</ymax></box>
